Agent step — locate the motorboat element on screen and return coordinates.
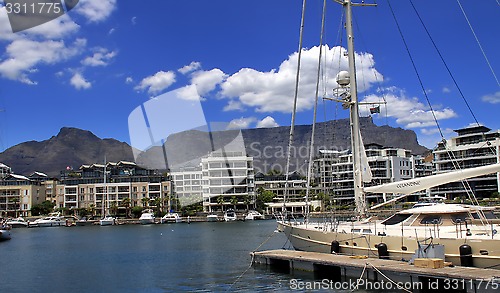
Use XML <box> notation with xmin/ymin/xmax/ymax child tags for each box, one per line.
<box><xmin>31</xmin><ymin>212</ymin><xmax>65</xmax><ymax>227</ymax></box>
<box><xmin>139</xmin><ymin>209</ymin><xmax>156</xmax><ymax>225</ymax></box>
<box><xmin>207</xmin><ymin>214</ymin><xmax>219</xmax><ymax>222</ymax></box>
<box><xmin>99</xmin><ymin>216</ymin><xmax>115</xmax><ymax>226</ymax></box>
<box><xmin>0</xmin><ymin>224</ymin><xmax>11</xmax><ymax>241</ymax></box>
<box><xmin>224</xmin><ymin>209</ymin><xmax>237</xmax><ymax>222</ymax></box>
<box><xmin>244</xmin><ymin>210</ymin><xmax>264</xmax><ymax>220</ymax></box>
<box><xmin>161</xmin><ymin>212</ymin><xmax>182</xmax><ymax>223</ymax></box>
<box><xmin>6</xmin><ymin>217</ymin><xmax>29</xmax><ymax>228</ymax></box>
<box><xmin>75</xmin><ymin>216</ymin><xmax>98</xmax><ymax>226</ymax></box>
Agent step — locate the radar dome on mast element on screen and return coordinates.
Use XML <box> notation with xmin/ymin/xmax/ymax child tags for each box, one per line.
<box><xmin>336</xmin><ymin>71</ymin><xmax>350</xmax><ymax>86</ymax></box>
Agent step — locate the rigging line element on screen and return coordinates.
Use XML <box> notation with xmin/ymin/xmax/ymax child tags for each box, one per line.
<box><xmin>386</xmin><ymin>0</ymin><xmax>445</xmax><ymax>140</ymax></box>
<box><xmin>408</xmin><ymin>0</ymin><xmax>481</xmax><ymax>127</ymax></box>
<box><xmin>456</xmin><ymin>0</ymin><xmax>500</xmax><ymax>87</ymax></box>
<box><xmin>283</xmin><ymin>0</ymin><xmax>307</xmax><ymax>214</ymax></box>
<box><xmin>305</xmin><ymin>0</ymin><xmax>328</xmax><ymax>222</ymax></box>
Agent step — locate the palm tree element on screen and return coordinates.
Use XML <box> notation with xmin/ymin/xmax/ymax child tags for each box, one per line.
<box><xmin>88</xmin><ymin>204</ymin><xmax>96</xmax><ymax>216</ymax></box>
<box><xmin>9</xmin><ymin>196</ymin><xmax>20</xmax><ymax>217</ymax></box>
<box><xmin>217</xmin><ymin>195</ymin><xmax>225</xmax><ymax>212</ymax></box>
<box><xmin>110</xmin><ymin>201</ymin><xmax>118</xmax><ymax>216</ymax></box>
<box><xmin>121</xmin><ymin>198</ymin><xmax>131</xmax><ymax>218</ymax></box>
<box><xmin>230</xmin><ymin>196</ymin><xmax>238</xmax><ymax>210</ymax></box>
<box><xmin>141</xmin><ymin>197</ymin><xmax>150</xmax><ymax>208</ymax></box>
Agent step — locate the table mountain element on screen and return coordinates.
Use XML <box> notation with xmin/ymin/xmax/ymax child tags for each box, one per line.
<box><xmin>0</xmin><ymin>117</ymin><xmax>429</xmax><ymax>177</ymax></box>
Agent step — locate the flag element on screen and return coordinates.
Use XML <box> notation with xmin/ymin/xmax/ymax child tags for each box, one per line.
<box><xmin>370</xmin><ymin>106</ymin><xmax>380</xmax><ymax>114</ymax></box>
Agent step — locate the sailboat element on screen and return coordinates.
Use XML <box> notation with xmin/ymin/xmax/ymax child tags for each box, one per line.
<box><xmin>277</xmin><ymin>0</ymin><xmax>500</xmax><ymax>269</ymax></box>
<box><xmin>99</xmin><ymin>162</ymin><xmax>115</xmax><ymax>226</ymax></box>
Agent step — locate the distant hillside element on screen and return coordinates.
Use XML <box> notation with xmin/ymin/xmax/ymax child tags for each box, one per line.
<box><xmin>0</xmin><ymin>127</ymin><xmax>135</xmax><ymax>177</ymax></box>
<box><xmin>0</xmin><ymin>118</ymin><xmax>429</xmax><ymax>177</ymax></box>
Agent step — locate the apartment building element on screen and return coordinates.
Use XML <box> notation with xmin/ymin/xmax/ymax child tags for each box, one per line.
<box><xmin>57</xmin><ymin>161</ymin><xmax>172</xmax><ymax>215</ymax></box>
<box><xmin>432</xmin><ymin>125</ymin><xmax>500</xmax><ymax>199</ymax></box>
<box><xmin>201</xmin><ymin>151</ymin><xmax>254</xmax><ymax>212</ymax></box>
<box><xmin>0</xmin><ymin>169</ymin><xmax>46</xmax><ymax>217</ymax></box>
<box><xmin>314</xmin><ymin>144</ymin><xmax>431</xmax><ymax>202</ymax></box>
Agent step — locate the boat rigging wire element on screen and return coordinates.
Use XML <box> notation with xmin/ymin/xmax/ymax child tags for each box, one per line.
<box><xmin>283</xmin><ymin>0</ymin><xmax>307</xmax><ymax>216</ymax></box>
<box><xmin>408</xmin><ymin>0</ymin><xmax>481</xmax><ymax>127</ymax></box>
<box><xmin>456</xmin><ymin>0</ymin><xmax>500</xmax><ymax>88</ymax></box>
<box><xmin>304</xmin><ymin>0</ymin><xmax>327</xmax><ymax>224</ymax></box>
<box><xmin>386</xmin><ymin>0</ymin><xmax>445</xmax><ymax>141</ymax></box>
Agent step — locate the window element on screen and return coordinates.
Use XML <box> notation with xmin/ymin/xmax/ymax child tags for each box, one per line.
<box><xmin>451</xmin><ymin>213</ymin><xmax>468</xmax><ymax>224</ymax></box>
<box><xmin>420</xmin><ymin>215</ymin><xmax>442</xmax><ymax>225</ymax></box>
<box><xmin>381</xmin><ymin>214</ymin><xmax>412</xmax><ymax>225</ymax></box>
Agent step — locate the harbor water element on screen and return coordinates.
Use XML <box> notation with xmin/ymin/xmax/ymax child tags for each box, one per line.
<box><xmin>2</xmin><ymin>220</ymin><xmax>388</xmax><ymax>292</ymax></box>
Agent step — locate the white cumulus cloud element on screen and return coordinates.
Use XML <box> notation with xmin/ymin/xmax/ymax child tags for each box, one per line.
<box><xmin>70</xmin><ymin>72</ymin><xmax>91</xmax><ymax>90</ymax></box>
<box><xmin>257</xmin><ymin>116</ymin><xmax>279</xmax><ymax>128</ymax></box>
<box><xmin>359</xmin><ymin>89</ymin><xmax>458</xmax><ymax>129</ymax></box>
<box><xmin>179</xmin><ymin>61</ymin><xmax>201</xmax><ymax>75</ymax></box>
<box><xmin>220</xmin><ymin>45</ymin><xmax>382</xmax><ymax>113</ymax></box>
<box><xmin>227</xmin><ymin>117</ymin><xmax>257</xmax><ymax>130</ymax></box>
<box><xmin>81</xmin><ymin>47</ymin><xmax>117</xmax><ymax>67</ymax></box>
<box><xmin>482</xmin><ymin>91</ymin><xmax>500</xmax><ymax>104</ymax></box>
<box><xmin>0</xmin><ymin>38</ymin><xmax>86</xmax><ymax>84</ymax></box>
<box><xmin>75</xmin><ymin>0</ymin><xmax>117</xmax><ymax>23</ymax></box>
<box><xmin>135</xmin><ymin>70</ymin><xmax>176</xmax><ymax>95</ymax></box>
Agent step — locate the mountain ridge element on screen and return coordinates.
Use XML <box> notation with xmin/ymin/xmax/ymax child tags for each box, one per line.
<box><xmin>0</xmin><ymin>118</ymin><xmax>429</xmax><ymax>177</ymax></box>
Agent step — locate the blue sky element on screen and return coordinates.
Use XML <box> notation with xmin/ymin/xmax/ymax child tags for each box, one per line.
<box><xmin>0</xmin><ymin>0</ymin><xmax>498</xmax><ymax>153</ymax></box>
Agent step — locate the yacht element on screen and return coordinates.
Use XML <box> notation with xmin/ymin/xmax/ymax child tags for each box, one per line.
<box><xmin>75</xmin><ymin>216</ymin><xmax>98</xmax><ymax>226</ymax></box>
<box><xmin>244</xmin><ymin>210</ymin><xmax>264</xmax><ymax>220</ymax></box>
<box><xmin>161</xmin><ymin>213</ymin><xmax>182</xmax><ymax>223</ymax></box>
<box><xmin>31</xmin><ymin>212</ymin><xmax>65</xmax><ymax>227</ymax></box>
<box><xmin>278</xmin><ymin>0</ymin><xmax>500</xmax><ymax>270</ymax></box>
<box><xmin>224</xmin><ymin>209</ymin><xmax>237</xmax><ymax>222</ymax></box>
<box><xmin>139</xmin><ymin>209</ymin><xmax>156</xmax><ymax>225</ymax></box>
<box><xmin>6</xmin><ymin>217</ymin><xmax>29</xmax><ymax>228</ymax></box>
<box><xmin>0</xmin><ymin>222</ymin><xmax>11</xmax><ymax>241</ymax></box>
<box><xmin>207</xmin><ymin>214</ymin><xmax>219</xmax><ymax>222</ymax></box>
<box><xmin>99</xmin><ymin>216</ymin><xmax>115</xmax><ymax>226</ymax></box>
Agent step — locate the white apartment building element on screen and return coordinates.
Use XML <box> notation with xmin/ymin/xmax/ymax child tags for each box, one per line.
<box><xmin>314</xmin><ymin>144</ymin><xmax>431</xmax><ymax>202</ymax></box>
<box><xmin>171</xmin><ymin>166</ymin><xmax>203</xmax><ymax>210</ymax></box>
<box><xmin>432</xmin><ymin>125</ymin><xmax>500</xmax><ymax>199</ymax></box>
<box><xmin>201</xmin><ymin>151</ymin><xmax>254</xmax><ymax>212</ymax></box>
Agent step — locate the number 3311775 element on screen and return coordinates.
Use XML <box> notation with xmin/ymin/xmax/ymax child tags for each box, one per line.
<box><xmin>5</xmin><ymin>2</ymin><xmax>62</xmax><ymax>15</ymax></box>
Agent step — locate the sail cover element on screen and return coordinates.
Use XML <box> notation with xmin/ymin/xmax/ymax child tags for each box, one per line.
<box><xmin>364</xmin><ymin>163</ymin><xmax>500</xmax><ymax>195</ymax></box>
<box><xmin>359</xmin><ymin>132</ymin><xmax>372</xmax><ymax>183</ymax></box>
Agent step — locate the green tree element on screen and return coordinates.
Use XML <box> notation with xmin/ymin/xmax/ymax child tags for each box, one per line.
<box><xmin>217</xmin><ymin>195</ymin><xmax>225</xmax><ymax>211</ymax></box>
<box><xmin>131</xmin><ymin>206</ymin><xmax>143</xmax><ymax>218</ymax></box>
<box><xmin>141</xmin><ymin>197</ymin><xmax>150</xmax><ymax>208</ymax></box>
<box><xmin>110</xmin><ymin>201</ymin><xmax>118</xmax><ymax>216</ymax></box>
<box><xmin>256</xmin><ymin>189</ymin><xmax>276</xmax><ymax>211</ymax></box>
<box><xmin>120</xmin><ymin>198</ymin><xmax>131</xmax><ymax>218</ymax></box>
<box><xmin>31</xmin><ymin>200</ymin><xmax>55</xmax><ymax>216</ymax></box>
<box><xmin>230</xmin><ymin>196</ymin><xmax>238</xmax><ymax>210</ymax></box>
<box><xmin>9</xmin><ymin>196</ymin><xmax>20</xmax><ymax>217</ymax></box>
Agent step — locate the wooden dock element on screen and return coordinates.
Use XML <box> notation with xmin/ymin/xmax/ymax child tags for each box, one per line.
<box><xmin>252</xmin><ymin>250</ymin><xmax>500</xmax><ymax>292</ymax></box>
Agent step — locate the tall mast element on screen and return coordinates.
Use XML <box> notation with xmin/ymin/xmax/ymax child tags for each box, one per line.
<box><xmin>335</xmin><ymin>0</ymin><xmax>375</xmax><ymax>217</ymax></box>
<box><xmin>345</xmin><ymin>0</ymin><xmax>364</xmax><ymax>217</ymax></box>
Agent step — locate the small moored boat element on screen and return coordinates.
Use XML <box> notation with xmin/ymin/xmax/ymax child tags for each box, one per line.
<box><xmin>161</xmin><ymin>213</ymin><xmax>182</xmax><ymax>223</ymax></box>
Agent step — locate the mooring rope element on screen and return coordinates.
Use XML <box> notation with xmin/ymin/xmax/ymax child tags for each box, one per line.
<box><xmin>227</xmin><ymin>229</ymin><xmax>279</xmax><ymax>291</ymax></box>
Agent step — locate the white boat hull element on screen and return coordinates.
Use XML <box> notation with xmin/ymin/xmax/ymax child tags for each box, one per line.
<box><xmin>36</xmin><ymin>221</ymin><xmax>65</xmax><ymax>227</ymax></box>
<box><xmin>278</xmin><ymin>221</ymin><xmax>500</xmax><ymax>269</ymax></box>
<box><xmin>99</xmin><ymin>217</ymin><xmax>115</xmax><ymax>226</ymax></box>
<box><xmin>139</xmin><ymin>219</ymin><xmax>155</xmax><ymax>225</ymax></box>
<box><xmin>0</xmin><ymin>229</ymin><xmax>11</xmax><ymax>241</ymax></box>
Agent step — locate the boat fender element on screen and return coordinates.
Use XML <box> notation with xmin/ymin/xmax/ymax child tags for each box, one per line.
<box><xmin>377</xmin><ymin>243</ymin><xmax>389</xmax><ymax>260</ymax></box>
<box><xmin>459</xmin><ymin>244</ymin><xmax>473</xmax><ymax>267</ymax></box>
<box><xmin>330</xmin><ymin>240</ymin><xmax>340</xmax><ymax>254</ymax></box>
